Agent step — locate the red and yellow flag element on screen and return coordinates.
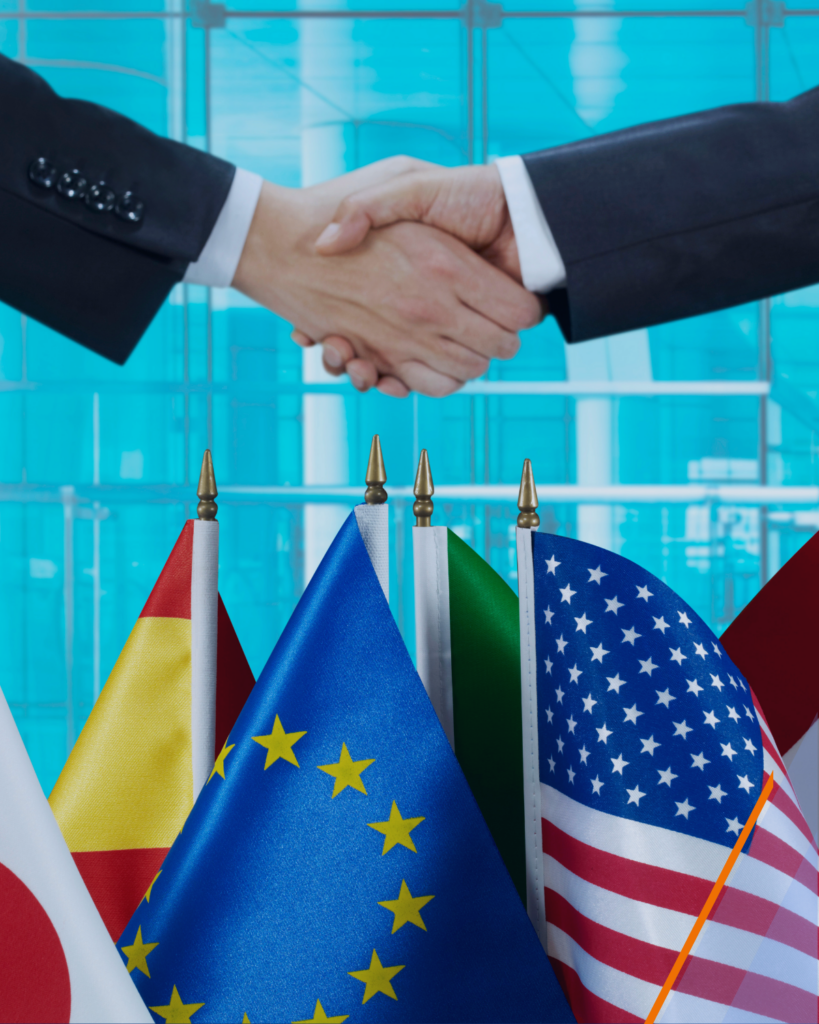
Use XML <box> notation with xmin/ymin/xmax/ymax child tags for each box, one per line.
<box><xmin>49</xmin><ymin>519</ymin><xmax>255</xmax><ymax>940</ymax></box>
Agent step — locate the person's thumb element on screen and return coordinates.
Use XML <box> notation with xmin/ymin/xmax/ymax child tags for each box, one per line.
<box><xmin>314</xmin><ymin>174</ymin><xmax>440</xmax><ymax>255</ymax></box>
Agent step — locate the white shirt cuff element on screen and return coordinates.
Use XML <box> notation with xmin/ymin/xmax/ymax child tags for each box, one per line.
<box><xmin>183</xmin><ymin>167</ymin><xmax>263</xmax><ymax>288</ymax></box>
<box><xmin>495</xmin><ymin>154</ymin><xmax>566</xmax><ymax>294</ymax></box>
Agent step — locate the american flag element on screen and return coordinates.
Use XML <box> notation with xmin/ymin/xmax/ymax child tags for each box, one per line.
<box><xmin>525</xmin><ymin>530</ymin><xmax>818</xmax><ymax>1024</ymax></box>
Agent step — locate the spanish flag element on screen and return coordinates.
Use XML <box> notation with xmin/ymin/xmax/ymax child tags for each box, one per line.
<box><xmin>49</xmin><ymin>514</ymin><xmax>255</xmax><ymax>941</ymax></box>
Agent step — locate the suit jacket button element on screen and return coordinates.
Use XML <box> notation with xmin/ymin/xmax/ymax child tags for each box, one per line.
<box><xmin>28</xmin><ymin>157</ymin><xmax>58</xmax><ymax>189</ymax></box>
<box><xmin>85</xmin><ymin>182</ymin><xmax>116</xmax><ymax>213</ymax></box>
<box><xmin>57</xmin><ymin>169</ymin><xmax>88</xmax><ymax>199</ymax></box>
<box><xmin>114</xmin><ymin>191</ymin><xmax>144</xmax><ymax>224</ymax></box>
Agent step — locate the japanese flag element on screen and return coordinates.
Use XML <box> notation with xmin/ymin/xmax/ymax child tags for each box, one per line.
<box><xmin>0</xmin><ymin>686</ymin><xmax>151</xmax><ymax>1024</ymax></box>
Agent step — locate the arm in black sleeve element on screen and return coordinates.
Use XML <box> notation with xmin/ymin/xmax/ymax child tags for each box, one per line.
<box><xmin>0</xmin><ymin>56</ymin><xmax>236</xmax><ymax>363</ymax></box>
<box><xmin>522</xmin><ymin>87</ymin><xmax>819</xmax><ymax>342</ymax></box>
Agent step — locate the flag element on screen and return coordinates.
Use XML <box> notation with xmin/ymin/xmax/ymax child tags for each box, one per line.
<box><xmin>49</xmin><ymin>518</ymin><xmax>256</xmax><ymax>942</ymax></box>
<box><xmin>517</xmin><ymin>527</ymin><xmax>818</xmax><ymax>1023</ymax></box>
<box><xmin>413</xmin><ymin>523</ymin><xmax>525</xmax><ymax>900</ymax></box>
<box><xmin>721</xmin><ymin>531</ymin><xmax>819</xmax><ymax>843</ymax></box>
<box><xmin>118</xmin><ymin>508</ymin><xmax>574</xmax><ymax>1023</ymax></box>
<box><xmin>0</xmin><ymin>684</ymin><xmax>151</xmax><ymax>1024</ymax></box>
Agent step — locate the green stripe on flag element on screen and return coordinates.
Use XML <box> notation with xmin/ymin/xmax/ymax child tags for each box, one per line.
<box><xmin>447</xmin><ymin>529</ymin><xmax>526</xmax><ymax>903</ymax></box>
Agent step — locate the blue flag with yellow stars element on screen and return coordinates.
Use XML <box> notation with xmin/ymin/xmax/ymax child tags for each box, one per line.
<box><xmin>118</xmin><ymin>510</ymin><xmax>573</xmax><ymax>1024</ymax></box>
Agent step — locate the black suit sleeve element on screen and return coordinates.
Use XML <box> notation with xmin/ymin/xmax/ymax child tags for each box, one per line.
<box><xmin>0</xmin><ymin>56</ymin><xmax>236</xmax><ymax>363</ymax></box>
<box><xmin>523</xmin><ymin>87</ymin><xmax>819</xmax><ymax>342</ymax></box>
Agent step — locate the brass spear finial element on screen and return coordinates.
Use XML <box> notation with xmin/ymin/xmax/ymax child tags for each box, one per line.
<box><xmin>197</xmin><ymin>449</ymin><xmax>218</xmax><ymax>520</ymax></box>
<box><xmin>517</xmin><ymin>458</ymin><xmax>540</xmax><ymax>529</ymax></box>
<box><xmin>364</xmin><ymin>434</ymin><xmax>388</xmax><ymax>505</ymax></box>
<box><xmin>413</xmin><ymin>449</ymin><xmax>434</xmax><ymax>526</ymax></box>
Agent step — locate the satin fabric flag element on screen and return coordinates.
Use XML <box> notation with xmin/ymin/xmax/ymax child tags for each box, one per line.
<box><xmin>721</xmin><ymin>531</ymin><xmax>819</xmax><ymax>844</ymax></box>
<box><xmin>0</xmin><ymin>685</ymin><xmax>151</xmax><ymax>1024</ymax></box>
<box><xmin>414</xmin><ymin>524</ymin><xmax>526</xmax><ymax>901</ymax></box>
<box><xmin>49</xmin><ymin>518</ymin><xmax>256</xmax><ymax>942</ymax></box>
<box><xmin>516</xmin><ymin>528</ymin><xmax>818</xmax><ymax>1024</ymax></box>
<box><xmin>119</xmin><ymin>509</ymin><xmax>573</xmax><ymax>1024</ymax></box>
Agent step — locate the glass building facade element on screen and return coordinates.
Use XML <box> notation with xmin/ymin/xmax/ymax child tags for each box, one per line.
<box><xmin>2</xmin><ymin>0</ymin><xmax>818</xmax><ymax>792</ymax></box>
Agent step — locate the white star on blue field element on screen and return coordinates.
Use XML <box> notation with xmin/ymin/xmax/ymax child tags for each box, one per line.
<box><xmin>533</xmin><ymin>533</ymin><xmax>764</xmax><ymax>848</ymax></box>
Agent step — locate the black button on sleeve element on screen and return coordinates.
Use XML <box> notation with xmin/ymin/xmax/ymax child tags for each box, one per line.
<box><xmin>114</xmin><ymin>191</ymin><xmax>145</xmax><ymax>224</ymax></box>
<box><xmin>85</xmin><ymin>182</ymin><xmax>116</xmax><ymax>213</ymax></box>
<box><xmin>57</xmin><ymin>170</ymin><xmax>88</xmax><ymax>200</ymax></box>
<box><xmin>28</xmin><ymin>158</ymin><xmax>58</xmax><ymax>189</ymax></box>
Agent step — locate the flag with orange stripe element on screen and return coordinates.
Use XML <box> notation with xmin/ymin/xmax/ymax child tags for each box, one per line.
<box><xmin>49</xmin><ymin>518</ymin><xmax>255</xmax><ymax>941</ymax></box>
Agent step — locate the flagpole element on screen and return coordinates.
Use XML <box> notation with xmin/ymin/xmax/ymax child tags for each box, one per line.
<box><xmin>516</xmin><ymin>458</ymin><xmax>548</xmax><ymax>950</ymax></box>
<box><xmin>413</xmin><ymin>449</ymin><xmax>434</xmax><ymax>527</ymax></box>
<box><xmin>356</xmin><ymin>435</ymin><xmax>389</xmax><ymax>599</ymax></box>
<box><xmin>191</xmin><ymin>449</ymin><xmax>219</xmax><ymax>799</ymax></box>
<box><xmin>412</xmin><ymin>448</ymin><xmax>454</xmax><ymax>746</ymax></box>
<box><xmin>517</xmin><ymin>458</ymin><xmax>540</xmax><ymax>529</ymax></box>
<box><xmin>364</xmin><ymin>434</ymin><xmax>387</xmax><ymax>505</ymax></box>
<box><xmin>197</xmin><ymin>449</ymin><xmax>218</xmax><ymax>521</ymax></box>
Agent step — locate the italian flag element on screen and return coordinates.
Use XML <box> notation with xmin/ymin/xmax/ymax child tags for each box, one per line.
<box><xmin>413</xmin><ymin>523</ymin><xmax>526</xmax><ymax>901</ymax></box>
<box><xmin>49</xmin><ymin>516</ymin><xmax>256</xmax><ymax>941</ymax></box>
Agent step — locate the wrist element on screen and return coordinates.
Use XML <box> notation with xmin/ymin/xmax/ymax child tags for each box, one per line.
<box><xmin>232</xmin><ymin>180</ymin><xmax>302</xmax><ymax>302</ymax></box>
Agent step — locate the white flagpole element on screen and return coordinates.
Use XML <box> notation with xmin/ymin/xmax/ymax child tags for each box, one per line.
<box><xmin>517</xmin><ymin>459</ymin><xmax>548</xmax><ymax>949</ymax></box>
<box><xmin>191</xmin><ymin>451</ymin><xmax>219</xmax><ymax>800</ymax></box>
<box><xmin>354</xmin><ymin>435</ymin><xmax>390</xmax><ymax>600</ymax></box>
<box><xmin>411</xmin><ymin>449</ymin><xmax>455</xmax><ymax>749</ymax></box>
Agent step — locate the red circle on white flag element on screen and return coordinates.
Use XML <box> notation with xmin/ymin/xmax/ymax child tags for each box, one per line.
<box><xmin>0</xmin><ymin>862</ymin><xmax>70</xmax><ymax>1023</ymax></box>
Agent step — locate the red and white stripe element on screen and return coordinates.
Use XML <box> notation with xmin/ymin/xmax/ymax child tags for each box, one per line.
<box><xmin>539</xmin><ymin>703</ymin><xmax>819</xmax><ymax>1023</ymax></box>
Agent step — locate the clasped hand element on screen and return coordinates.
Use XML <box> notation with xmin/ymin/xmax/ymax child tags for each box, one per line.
<box><xmin>232</xmin><ymin>158</ymin><xmax>540</xmax><ymax>398</ymax></box>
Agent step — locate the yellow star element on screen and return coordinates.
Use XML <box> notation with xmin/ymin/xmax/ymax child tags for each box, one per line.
<box><xmin>317</xmin><ymin>743</ymin><xmax>375</xmax><ymax>797</ymax></box>
<box><xmin>144</xmin><ymin>871</ymin><xmax>161</xmax><ymax>903</ymax></box>
<box><xmin>378</xmin><ymin>879</ymin><xmax>435</xmax><ymax>933</ymax></box>
<box><xmin>208</xmin><ymin>740</ymin><xmax>235</xmax><ymax>783</ymax></box>
<box><xmin>253</xmin><ymin>715</ymin><xmax>306</xmax><ymax>769</ymax></box>
<box><xmin>292</xmin><ymin>999</ymin><xmax>350</xmax><ymax>1023</ymax></box>
<box><xmin>120</xmin><ymin>925</ymin><xmax>158</xmax><ymax>977</ymax></box>
<box><xmin>348</xmin><ymin>949</ymin><xmax>404</xmax><ymax>1004</ymax></box>
<box><xmin>367</xmin><ymin>801</ymin><xmax>425</xmax><ymax>854</ymax></box>
<box><xmin>149</xmin><ymin>986</ymin><xmax>204</xmax><ymax>1024</ymax></box>
<box><xmin>242</xmin><ymin>1015</ymin><xmax>251</xmax><ymax>1023</ymax></box>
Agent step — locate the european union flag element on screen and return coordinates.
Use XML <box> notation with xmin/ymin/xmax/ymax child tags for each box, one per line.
<box><xmin>119</xmin><ymin>511</ymin><xmax>573</xmax><ymax>1024</ymax></box>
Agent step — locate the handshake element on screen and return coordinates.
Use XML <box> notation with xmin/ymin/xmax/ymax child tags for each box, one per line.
<box><xmin>232</xmin><ymin>157</ymin><xmax>543</xmax><ymax>399</ymax></box>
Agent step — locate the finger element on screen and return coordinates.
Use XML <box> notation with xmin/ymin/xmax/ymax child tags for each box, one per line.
<box><xmin>451</xmin><ymin>245</ymin><xmax>543</xmax><ymax>335</ymax></box>
<box><xmin>423</xmin><ymin>336</ymin><xmax>490</xmax><ymax>382</ymax></box>
<box><xmin>448</xmin><ymin>305</ymin><xmax>522</xmax><ymax>363</ymax></box>
<box><xmin>396</xmin><ymin>360</ymin><xmax>464</xmax><ymax>398</ymax></box>
<box><xmin>321</xmin><ymin>352</ymin><xmax>346</xmax><ymax>377</ymax></box>
<box><xmin>345</xmin><ymin>358</ymin><xmax>379</xmax><ymax>392</ymax></box>
<box><xmin>321</xmin><ymin>335</ymin><xmax>357</xmax><ymax>371</ymax></box>
<box><xmin>376</xmin><ymin>375</ymin><xmax>411</xmax><ymax>399</ymax></box>
<box><xmin>315</xmin><ymin>172</ymin><xmax>444</xmax><ymax>256</ymax></box>
<box><xmin>291</xmin><ymin>329</ymin><xmax>316</xmax><ymax>347</ymax></box>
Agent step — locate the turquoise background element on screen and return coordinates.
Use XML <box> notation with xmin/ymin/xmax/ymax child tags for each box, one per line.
<box><xmin>2</xmin><ymin>0</ymin><xmax>818</xmax><ymax>792</ymax></box>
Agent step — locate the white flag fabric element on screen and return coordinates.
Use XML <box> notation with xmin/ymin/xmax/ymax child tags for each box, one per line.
<box><xmin>0</xmin><ymin>686</ymin><xmax>151</xmax><ymax>1024</ymax></box>
<box><xmin>413</xmin><ymin>524</ymin><xmax>454</xmax><ymax>747</ymax></box>
<box><xmin>353</xmin><ymin>503</ymin><xmax>388</xmax><ymax>598</ymax></box>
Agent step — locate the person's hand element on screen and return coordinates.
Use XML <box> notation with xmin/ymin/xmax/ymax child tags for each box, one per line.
<box><xmin>232</xmin><ymin>162</ymin><xmax>541</xmax><ymax>397</ymax></box>
<box><xmin>315</xmin><ymin>162</ymin><xmax>520</xmax><ymax>279</ymax></box>
<box><xmin>292</xmin><ymin>162</ymin><xmax>536</xmax><ymax>394</ymax></box>
<box><xmin>290</xmin><ymin>328</ymin><xmax>411</xmax><ymax>397</ymax></box>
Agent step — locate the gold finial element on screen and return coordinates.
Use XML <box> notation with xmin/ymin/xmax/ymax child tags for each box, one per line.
<box><xmin>197</xmin><ymin>449</ymin><xmax>218</xmax><ymax>520</ymax></box>
<box><xmin>517</xmin><ymin>458</ymin><xmax>540</xmax><ymax>529</ymax></box>
<box><xmin>364</xmin><ymin>434</ymin><xmax>388</xmax><ymax>505</ymax></box>
<box><xmin>413</xmin><ymin>449</ymin><xmax>434</xmax><ymax>526</ymax></box>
